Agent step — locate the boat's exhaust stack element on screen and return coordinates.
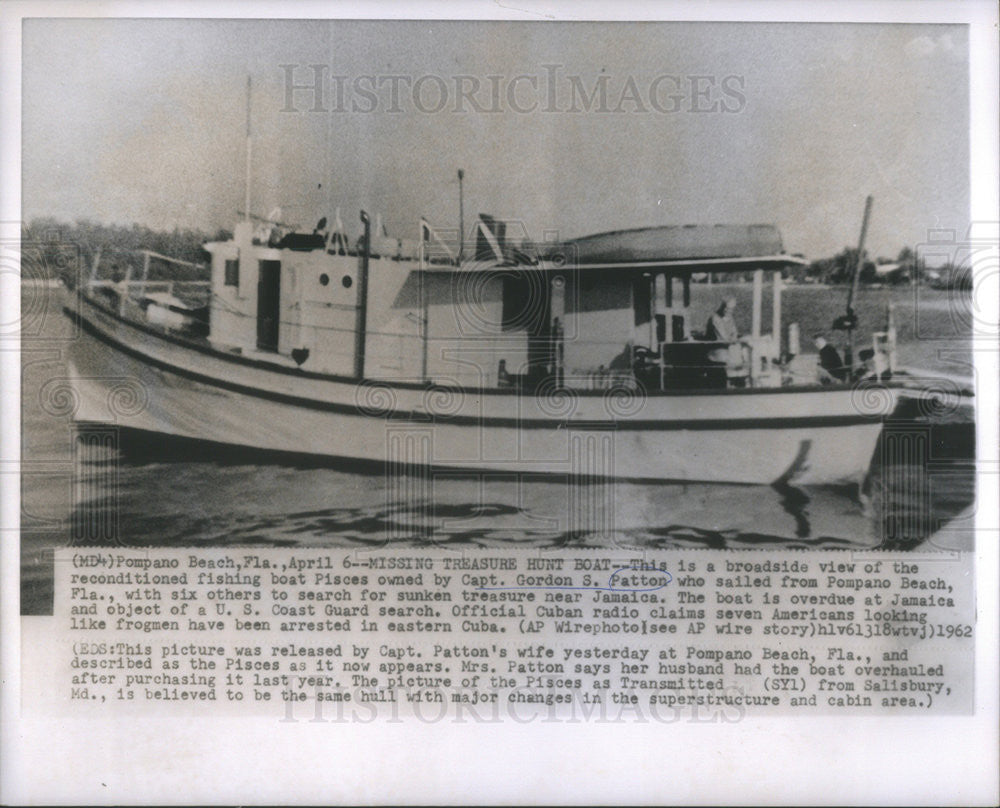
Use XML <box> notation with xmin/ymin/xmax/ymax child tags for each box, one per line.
<box><xmin>476</xmin><ymin>214</ymin><xmax>506</xmax><ymax>262</ymax></box>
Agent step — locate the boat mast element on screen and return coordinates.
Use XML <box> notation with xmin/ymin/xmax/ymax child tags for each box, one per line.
<box><xmin>244</xmin><ymin>75</ymin><xmax>252</xmax><ymax>223</ymax></box>
<box><xmin>355</xmin><ymin>210</ymin><xmax>371</xmax><ymax>380</ymax></box>
<box><xmin>457</xmin><ymin>168</ymin><xmax>465</xmax><ymax>265</ymax></box>
<box><xmin>843</xmin><ymin>195</ymin><xmax>873</xmax><ymax>372</ymax></box>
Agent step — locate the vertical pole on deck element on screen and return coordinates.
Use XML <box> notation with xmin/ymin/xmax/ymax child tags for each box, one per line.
<box><xmin>771</xmin><ymin>270</ymin><xmax>782</xmax><ymax>360</ymax></box>
<box><xmin>653</xmin><ymin>272</ymin><xmax>666</xmax><ymax>389</ymax></box>
<box><xmin>846</xmin><ymin>194</ymin><xmax>874</xmax><ymax>374</ymax></box>
<box><xmin>457</xmin><ymin>169</ymin><xmax>465</xmax><ymax>265</ymax></box>
<box><xmin>551</xmin><ymin>275</ymin><xmax>565</xmax><ymax>387</ymax></box>
<box><xmin>647</xmin><ymin>273</ymin><xmax>656</xmax><ymax>349</ymax></box>
<box><xmin>418</xmin><ymin>218</ymin><xmax>426</xmax><ymax>270</ymax></box>
<box><xmin>120</xmin><ymin>262</ymin><xmax>133</xmax><ymax>316</ymax></box>
<box><xmin>355</xmin><ymin>211</ymin><xmax>371</xmax><ymax>380</ymax></box>
<box><xmin>751</xmin><ymin>268</ymin><xmax>763</xmax><ymax>383</ymax></box>
<box><xmin>244</xmin><ymin>75</ymin><xmax>253</xmax><ymax>224</ymax></box>
<box><xmin>88</xmin><ymin>246</ymin><xmax>102</xmax><ymax>294</ymax></box>
<box><xmin>140</xmin><ymin>251</ymin><xmax>151</xmax><ymax>300</ymax></box>
<box><xmin>653</xmin><ymin>272</ymin><xmax>665</xmax><ymax>341</ymax></box>
<box><xmin>663</xmin><ymin>273</ymin><xmax>674</xmax><ymax>345</ymax></box>
<box><xmin>420</xmin><ymin>276</ymin><xmax>429</xmax><ymax>384</ymax></box>
<box><xmin>886</xmin><ymin>301</ymin><xmax>897</xmax><ymax>372</ymax></box>
<box><xmin>751</xmin><ymin>268</ymin><xmax>763</xmax><ymax>339</ymax></box>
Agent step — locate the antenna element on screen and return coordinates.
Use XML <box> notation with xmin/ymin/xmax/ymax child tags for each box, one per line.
<box><xmin>457</xmin><ymin>169</ymin><xmax>465</xmax><ymax>264</ymax></box>
<box><xmin>325</xmin><ymin>23</ymin><xmax>335</xmax><ymax>218</ymax></box>
<box><xmin>846</xmin><ymin>195</ymin><xmax>873</xmax><ymax>321</ymax></box>
<box><xmin>244</xmin><ymin>75</ymin><xmax>252</xmax><ymax>223</ymax></box>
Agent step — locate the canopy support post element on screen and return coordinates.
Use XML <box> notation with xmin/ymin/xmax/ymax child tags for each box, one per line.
<box><xmin>772</xmin><ymin>270</ymin><xmax>782</xmax><ymax>360</ymax></box>
<box><xmin>751</xmin><ymin>268</ymin><xmax>763</xmax><ymax>340</ymax></box>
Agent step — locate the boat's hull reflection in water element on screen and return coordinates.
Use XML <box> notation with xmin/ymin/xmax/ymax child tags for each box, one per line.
<box><xmin>66</xmin><ymin>421</ymin><xmax>973</xmax><ymax>552</ymax></box>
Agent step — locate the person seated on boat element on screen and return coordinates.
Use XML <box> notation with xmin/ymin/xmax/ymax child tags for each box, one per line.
<box><xmin>607</xmin><ymin>341</ymin><xmax>638</xmax><ymax>388</ymax></box>
<box><xmin>814</xmin><ymin>334</ymin><xmax>847</xmax><ymax>383</ymax></box>
<box><xmin>701</xmin><ymin>297</ymin><xmax>744</xmax><ymax>385</ymax></box>
<box><xmin>705</xmin><ymin>297</ymin><xmax>739</xmax><ymax>343</ymax></box>
<box><xmin>497</xmin><ymin>359</ymin><xmax>514</xmax><ymax>388</ymax></box>
<box><xmin>852</xmin><ymin>347</ymin><xmax>892</xmax><ymax>383</ymax></box>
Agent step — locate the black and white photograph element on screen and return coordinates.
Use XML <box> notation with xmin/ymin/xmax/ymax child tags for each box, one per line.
<box><xmin>19</xmin><ymin>16</ymin><xmax>980</xmax><ymax>587</ymax></box>
<box><xmin>3</xmin><ymin>2</ymin><xmax>998</xmax><ymax>805</ymax></box>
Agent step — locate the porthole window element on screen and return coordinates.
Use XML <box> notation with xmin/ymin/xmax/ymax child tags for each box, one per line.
<box><xmin>342</xmin><ymin>275</ymin><xmax>353</xmax><ymax>288</ymax></box>
<box><xmin>319</xmin><ymin>273</ymin><xmax>330</xmax><ymax>286</ymax></box>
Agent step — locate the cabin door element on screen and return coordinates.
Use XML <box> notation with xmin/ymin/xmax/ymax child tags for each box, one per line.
<box><xmin>502</xmin><ymin>272</ymin><xmax>551</xmax><ymax>381</ymax></box>
<box><xmin>256</xmin><ymin>260</ymin><xmax>281</xmax><ymax>352</ymax></box>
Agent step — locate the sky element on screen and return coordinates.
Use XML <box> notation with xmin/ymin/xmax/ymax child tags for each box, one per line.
<box><xmin>21</xmin><ymin>19</ymin><xmax>970</xmax><ymax>261</ymax></box>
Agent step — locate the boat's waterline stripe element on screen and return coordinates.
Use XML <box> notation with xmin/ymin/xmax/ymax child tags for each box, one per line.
<box><xmin>68</xmin><ymin>307</ymin><xmax>883</xmax><ymax>431</ymax></box>
<box><xmin>89</xmin><ymin>423</ymin><xmax>815</xmax><ymax>487</ymax></box>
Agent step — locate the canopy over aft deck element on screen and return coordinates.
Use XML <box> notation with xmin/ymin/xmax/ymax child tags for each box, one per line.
<box><xmin>420</xmin><ymin>215</ymin><xmax>807</xmax><ymax>274</ymax></box>
<box><xmin>536</xmin><ymin>223</ymin><xmax>807</xmax><ymax>273</ymax></box>
<box><xmin>466</xmin><ymin>222</ymin><xmax>810</xmax><ymax>391</ymax></box>
<box><xmin>535</xmin><ymin>253</ymin><xmax>807</xmax><ymax>274</ymax></box>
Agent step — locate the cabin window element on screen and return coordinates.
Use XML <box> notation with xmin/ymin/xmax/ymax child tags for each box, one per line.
<box><xmin>224</xmin><ymin>258</ymin><xmax>239</xmax><ymax>287</ymax></box>
<box><xmin>319</xmin><ymin>273</ymin><xmax>330</xmax><ymax>286</ymax></box>
<box><xmin>342</xmin><ymin>275</ymin><xmax>353</xmax><ymax>288</ymax></box>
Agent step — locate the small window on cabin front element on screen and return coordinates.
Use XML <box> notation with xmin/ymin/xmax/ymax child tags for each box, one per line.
<box><xmin>224</xmin><ymin>258</ymin><xmax>239</xmax><ymax>287</ymax></box>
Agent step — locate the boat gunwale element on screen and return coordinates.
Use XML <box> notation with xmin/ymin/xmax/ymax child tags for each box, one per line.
<box><xmin>68</xmin><ymin>310</ymin><xmax>893</xmax><ymax>434</ymax></box>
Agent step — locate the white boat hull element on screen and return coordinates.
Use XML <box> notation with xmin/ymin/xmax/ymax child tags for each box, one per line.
<box><xmin>62</xmin><ymin>295</ymin><xmax>894</xmax><ymax>486</ymax></box>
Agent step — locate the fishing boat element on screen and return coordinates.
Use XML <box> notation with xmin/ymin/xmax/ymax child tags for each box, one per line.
<box><xmin>59</xmin><ymin>185</ymin><xmax>914</xmax><ymax>485</ymax></box>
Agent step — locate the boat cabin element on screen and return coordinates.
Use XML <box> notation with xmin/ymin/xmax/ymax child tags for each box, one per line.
<box><xmin>202</xmin><ymin>214</ymin><xmax>812</xmax><ymax>391</ymax></box>
<box><xmin>200</xmin><ymin>216</ymin><xmax>812</xmax><ymax>389</ymax></box>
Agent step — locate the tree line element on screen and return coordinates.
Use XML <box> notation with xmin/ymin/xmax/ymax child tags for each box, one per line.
<box><xmin>21</xmin><ymin>218</ymin><xmax>228</xmax><ymax>283</ymax></box>
<box><xmin>787</xmin><ymin>245</ymin><xmax>970</xmax><ymax>289</ymax></box>
<box><xmin>22</xmin><ymin>217</ymin><xmax>971</xmax><ymax>291</ymax></box>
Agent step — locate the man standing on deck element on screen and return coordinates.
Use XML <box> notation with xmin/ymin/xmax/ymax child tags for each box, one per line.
<box><xmin>705</xmin><ymin>297</ymin><xmax>742</xmax><ymax>386</ymax></box>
